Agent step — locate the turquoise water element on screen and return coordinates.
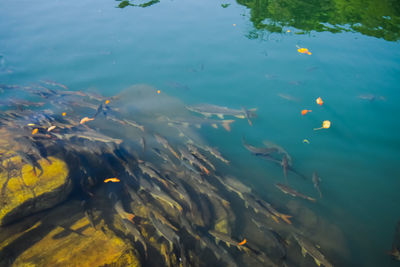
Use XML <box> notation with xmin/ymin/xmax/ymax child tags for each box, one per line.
<box><xmin>1</xmin><ymin>0</ymin><xmax>400</xmax><ymax>266</ymax></box>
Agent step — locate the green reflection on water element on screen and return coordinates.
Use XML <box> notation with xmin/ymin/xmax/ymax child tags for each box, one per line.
<box><xmin>237</xmin><ymin>0</ymin><xmax>400</xmax><ymax>41</ymax></box>
<box><xmin>116</xmin><ymin>0</ymin><xmax>160</xmax><ymax>8</ymax></box>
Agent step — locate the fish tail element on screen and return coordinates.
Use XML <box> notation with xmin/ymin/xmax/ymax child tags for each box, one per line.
<box><xmin>271</xmin><ymin>215</ymin><xmax>280</xmax><ymax>224</ymax></box>
<box><xmin>279</xmin><ymin>214</ymin><xmax>292</xmax><ymax>224</ymax></box>
<box><xmin>222</xmin><ymin>120</ymin><xmax>234</xmax><ymax>132</ymax></box>
<box><xmin>127</xmin><ymin>213</ymin><xmax>135</xmax><ymax>222</ymax></box>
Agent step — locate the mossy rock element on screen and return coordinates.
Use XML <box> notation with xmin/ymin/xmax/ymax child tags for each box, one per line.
<box><xmin>11</xmin><ymin>216</ymin><xmax>141</xmax><ymax>267</ymax></box>
<box><xmin>0</xmin><ymin>155</ymin><xmax>71</xmax><ymax>226</ymax></box>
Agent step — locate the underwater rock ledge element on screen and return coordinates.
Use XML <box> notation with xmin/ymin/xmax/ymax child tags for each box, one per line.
<box><xmin>0</xmin><ymin>156</ymin><xmax>72</xmax><ymax>226</ymax></box>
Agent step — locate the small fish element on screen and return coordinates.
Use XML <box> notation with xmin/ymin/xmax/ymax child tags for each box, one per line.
<box><xmin>105</xmin><ymin>99</ymin><xmax>110</xmax><ymax>104</ymax></box>
<box><xmin>278</xmin><ymin>93</ymin><xmax>300</xmax><ymax>102</ymax></box>
<box><xmin>47</xmin><ymin>125</ymin><xmax>56</xmax><ymax>132</ymax></box>
<box><xmin>316</xmin><ymin>97</ymin><xmax>323</xmax><ymax>106</ymax></box>
<box><xmin>303</xmin><ymin>139</ymin><xmax>310</xmax><ymax>144</ymax></box>
<box><xmin>104</xmin><ymin>177</ymin><xmax>120</xmax><ymax>183</ymax></box>
<box><xmin>312</xmin><ymin>171</ymin><xmax>322</xmax><ymax>198</ymax></box>
<box><xmin>80</xmin><ymin>117</ymin><xmax>94</xmax><ymax>124</ymax></box>
<box><xmin>276</xmin><ymin>183</ymin><xmax>316</xmax><ymax>202</ymax></box>
<box><xmin>32</xmin><ymin>128</ymin><xmax>38</xmax><ymax>135</ymax></box>
<box><xmin>238</xmin><ymin>238</ymin><xmax>247</xmax><ymax>246</ymax></box>
<box><xmin>62</xmin><ymin>112</ymin><xmax>66</xmax><ymax>116</ymax></box>
<box><xmin>301</xmin><ymin>109</ymin><xmax>312</xmax><ymax>115</ymax></box>
<box><xmin>154</xmin><ymin>133</ymin><xmax>180</xmax><ymax>159</ymax></box>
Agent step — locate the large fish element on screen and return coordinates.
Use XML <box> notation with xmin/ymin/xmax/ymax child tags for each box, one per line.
<box><xmin>275</xmin><ymin>183</ymin><xmax>316</xmax><ymax>202</ymax></box>
<box><xmin>167</xmin><ymin>117</ymin><xmax>235</xmax><ymax>132</ymax></box>
<box><xmin>242</xmin><ymin>136</ymin><xmax>278</xmax><ymax>156</ymax></box>
<box><xmin>312</xmin><ymin>171</ymin><xmax>322</xmax><ymax>198</ymax></box>
<box><xmin>293</xmin><ymin>233</ymin><xmax>333</xmax><ymax>267</ymax></box>
<box><xmin>186</xmin><ymin>104</ymin><xmax>257</xmax><ymax>120</ymax></box>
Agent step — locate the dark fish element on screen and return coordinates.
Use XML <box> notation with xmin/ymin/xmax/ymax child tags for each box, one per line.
<box><xmin>242</xmin><ymin>136</ymin><xmax>278</xmax><ymax>156</ymax></box>
<box><xmin>275</xmin><ymin>183</ymin><xmax>316</xmax><ymax>202</ymax></box>
<box><xmin>15</xmin><ymin>151</ymin><xmax>43</xmax><ymax>177</ymax></box>
<box><xmin>312</xmin><ymin>171</ymin><xmax>322</xmax><ymax>198</ymax></box>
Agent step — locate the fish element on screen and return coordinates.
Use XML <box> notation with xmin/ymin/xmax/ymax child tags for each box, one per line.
<box><xmin>154</xmin><ymin>133</ymin><xmax>180</xmax><ymax>159</ymax></box>
<box><xmin>203</xmin><ymin>146</ymin><xmax>229</xmax><ymax>164</ymax></box>
<box><xmin>80</xmin><ymin>117</ymin><xmax>95</xmax><ymax>124</ymax></box>
<box><xmin>167</xmin><ymin>117</ymin><xmax>235</xmax><ymax>132</ymax></box>
<box><xmin>139</xmin><ymin>176</ymin><xmax>182</xmax><ymax>212</ymax></box>
<box><xmin>121</xmin><ymin>218</ymin><xmax>148</xmax><ymax>257</ymax></box>
<box><xmin>186</xmin><ymin>104</ymin><xmax>257</xmax><ymax>120</ymax></box>
<box><xmin>277</xmin><ymin>93</ymin><xmax>300</xmax><ymax>102</ymax></box>
<box><xmin>178</xmin><ymin>147</ymin><xmax>210</xmax><ymax>175</ymax></box>
<box><xmin>282</xmin><ymin>155</ymin><xmax>288</xmax><ymax>184</ymax></box>
<box><xmin>139</xmin><ymin>136</ymin><xmax>146</xmax><ymax>153</ymax></box>
<box><xmin>262</xmin><ymin>141</ymin><xmax>292</xmax><ymax>165</ymax></box>
<box><xmin>301</xmin><ymin>109</ymin><xmax>312</xmax><ymax>115</ymax></box>
<box><xmin>242</xmin><ymin>194</ymin><xmax>280</xmax><ymax>224</ymax></box>
<box><xmin>316</xmin><ymin>97</ymin><xmax>323</xmax><ymax>106</ymax></box>
<box><xmin>275</xmin><ymin>183</ymin><xmax>316</xmax><ymax>202</ymax></box>
<box><xmin>215</xmin><ymin>175</ymin><xmax>251</xmax><ymax>201</ymax></box>
<box><xmin>186</xmin><ymin>143</ymin><xmax>216</xmax><ymax>171</ymax></box>
<box><xmin>312</xmin><ymin>172</ymin><xmax>322</xmax><ymax>198</ymax></box>
<box><xmin>47</xmin><ymin>125</ymin><xmax>56</xmax><ymax>132</ymax></box>
<box><xmin>208</xmin><ymin>230</ymin><xmax>248</xmax><ymax>251</ymax></box>
<box><xmin>238</xmin><ymin>238</ymin><xmax>247</xmax><ymax>246</ymax></box>
<box><xmin>242</xmin><ymin>136</ymin><xmax>278</xmax><ymax>156</ymax></box>
<box><xmin>149</xmin><ymin>211</ymin><xmax>180</xmax><ymax>249</ymax></box>
<box><xmin>15</xmin><ymin>151</ymin><xmax>43</xmax><ymax>177</ymax></box>
<box><xmin>114</xmin><ymin>200</ymin><xmax>135</xmax><ymax>222</ymax></box>
<box><xmin>54</xmin><ymin>130</ymin><xmax>123</xmax><ymax>145</ymax></box>
<box><xmin>122</xmin><ymin>119</ymin><xmax>145</xmax><ymax>132</ymax></box>
<box><xmin>256</xmin><ymin>197</ymin><xmax>293</xmax><ymax>224</ymax></box>
<box><xmin>293</xmin><ymin>233</ymin><xmax>333</xmax><ymax>267</ymax></box>
<box><xmin>241</xmin><ymin>106</ymin><xmax>255</xmax><ymax>126</ymax></box>
<box><xmin>138</xmin><ymin>162</ymin><xmax>171</xmax><ymax>188</ymax></box>
<box><xmin>104</xmin><ymin>177</ymin><xmax>120</xmax><ymax>183</ymax></box>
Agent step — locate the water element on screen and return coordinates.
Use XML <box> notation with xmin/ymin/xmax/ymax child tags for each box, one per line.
<box><xmin>1</xmin><ymin>0</ymin><xmax>400</xmax><ymax>266</ymax></box>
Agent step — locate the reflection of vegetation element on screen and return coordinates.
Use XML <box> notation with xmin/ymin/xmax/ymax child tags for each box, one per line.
<box><xmin>237</xmin><ymin>0</ymin><xmax>400</xmax><ymax>41</ymax></box>
<box><xmin>221</xmin><ymin>3</ymin><xmax>231</xmax><ymax>8</ymax></box>
<box><xmin>116</xmin><ymin>0</ymin><xmax>160</xmax><ymax>8</ymax></box>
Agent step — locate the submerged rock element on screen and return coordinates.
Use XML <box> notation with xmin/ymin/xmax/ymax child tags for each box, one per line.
<box><xmin>4</xmin><ymin>201</ymin><xmax>141</xmax><ymax>267</ymax></box>
<box><xmin>0</xmin><ymin>154</ymin><xmax>71</xmax><ymax>226</ymax></box>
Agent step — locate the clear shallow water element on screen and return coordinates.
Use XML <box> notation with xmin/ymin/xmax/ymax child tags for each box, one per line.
<box><xmin>1</xmin><ymin>0</ymin><xmax>400</xmax><ymax>266</ymax></box>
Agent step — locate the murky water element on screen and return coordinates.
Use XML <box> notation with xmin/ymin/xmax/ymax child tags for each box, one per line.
<box><xmin>1</xmin><ymin>0</ymin><xmax>400</xmax><ymax>266</ymax></box>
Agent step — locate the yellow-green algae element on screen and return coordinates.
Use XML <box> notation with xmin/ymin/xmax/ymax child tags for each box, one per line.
<box><xmin>12</xmin><ymin>216</ymin><xmax>141</xmax><ymax>267</ymax></box>
<box><xmin>0</xmin><ymin>155</ymin><xmax>70</xmax><ymax>226</ymax></box>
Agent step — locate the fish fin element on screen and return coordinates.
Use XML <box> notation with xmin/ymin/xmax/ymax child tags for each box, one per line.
<box><xmin>271</xmin><ymin>215</ymin><xmax>280</xmax><ymax>224</ymax></box>
<box><xmin>202</xmin><ymin>113</ymin><xmax>212</xmax><ymax>117</ymax></box>
<box><xmin>211</xmin><ymin>123</ymin><xmax>218</xmax><ymax>129</ymax></box>
<box><xmin>301</xmin><ymin>247</ymin><xmax>307</xmax><ymax>257</ymax></box>
<box><xmin>222</xmin><ymin>120</ymin><xmax>234</xmax><ymax>131</ymax></box>
<box><xmin>179</xmin><ymin>132</ymin><xmax>184</xmax><ymax>137</ymax></box>
<box><xmin>217</xmin><ymin>114</ymin><xmax>224</xmax><ymax>119</ymax></box>
<box><xmin>280</xmin><ymin>214</ymin><xmax>292</xmax><ymax>224</ymax></box>
<box><xmin>127</xmin><ymin>213</ymin><xmax>135</xmax><ymax>222</ymax></box>
<box><xmin>314</xmin><ymin>259</ymin><xmax>321</xmax><ymax>266</ymax></box>
<box><xmin>226</xmin><ymin>242</ymin><xmax>231</xmax><ymax>247</ymax></box>
<box><xmin>215</xmin><ymin>237</ymin><xmax>220</xmax><ymax>244</ymax></box>
<box><xmin>234</xmin><ymin>115</ymin><xmax>245</xmax><ymax>119</ymax></box>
